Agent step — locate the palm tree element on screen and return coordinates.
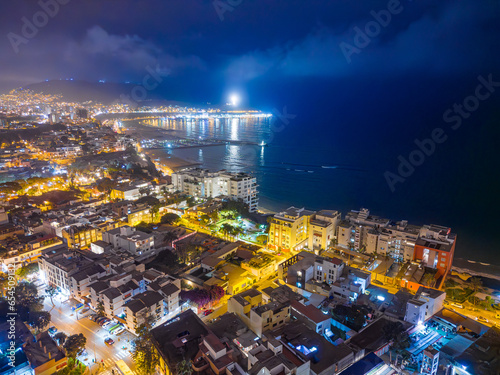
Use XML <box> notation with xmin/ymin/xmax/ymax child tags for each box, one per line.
<box><xmin>469</xmin><ymin>277</ymin><xmax>483</xmax><ymax>306</ymax></box>
<box><xmin>46</xmin><ymin>285</ymin><xmax>58</xmax><ymax>306</ymax></box>
<box><xmin>163</xmin><ymin>231</ymin><xmax>178</xmax><ymax>247</ymax></box>
<box><xmin>150</xmin><ymin>204</ymin><xmax>161</xmax><ymax>223</ymax></box>
<box><xmin>219</xmin><ymin>223</ymin><xmax>233</xmax><ymax>240</ymax></box>
<box><xmin>231</xmin><ymin>226</ymin><xmax>243</xmax><ymax>240</ymax></box>
<box><xmin>469</xmin><ymin>277</ymin><xmax>483</xmax><ymax>293</ymax></box>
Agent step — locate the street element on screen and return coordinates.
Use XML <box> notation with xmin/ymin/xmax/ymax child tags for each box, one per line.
<box><xmin>43</xmin><ymin>297</ymin><xmax>138</xmax><ymax>374</ymax></box>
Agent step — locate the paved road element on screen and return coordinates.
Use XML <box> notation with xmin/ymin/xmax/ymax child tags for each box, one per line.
<box><xmin>43</xmin><ymin>298</ymin><xmax>138</xmax><ymax>374</ymax></box>
<box><xmin>443</xmin><ymin>300</ymin><xmax>500</xmax><ymax>327</ymax></box>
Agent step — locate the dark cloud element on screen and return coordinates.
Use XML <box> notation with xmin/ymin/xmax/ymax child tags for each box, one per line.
<box><xmin>223</xmin><ymin>0</ymin><xmax>498</xmax><ymax>83</ymax></box>
<box><xmin>0</xmin><ymin>0</ymin><xmax>497</xmax><ymax>93</ymax></box>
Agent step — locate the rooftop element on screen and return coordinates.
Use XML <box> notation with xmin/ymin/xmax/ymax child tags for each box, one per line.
<box><xmin>151</xmin><ymin>310</ymin><xmax>210</xmax><ymax>368</ymax></box>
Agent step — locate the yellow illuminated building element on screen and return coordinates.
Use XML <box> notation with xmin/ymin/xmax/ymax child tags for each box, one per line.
<box><xmin>268</xmin><ymin>207</ymin><xmax>314</xmax><ymax>253</ymax></box>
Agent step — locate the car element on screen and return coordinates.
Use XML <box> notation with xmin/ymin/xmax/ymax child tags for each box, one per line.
<box><xmin>113</xmin><ymin>326</ymin><xmax>125</xmax><ymax>335</ymax></box>
<box><xmin>48</xmin><ymin>326</ymin><xmax>57</xmax><ymax>334</ymax></box>
<box><xmin>104</xmin><ymin>338</ymin><xmax>115</xmax><ymax>345</ymax></box>
<box><xmin>97</xmin><ymin>318</ymin><xmax>110</xmax><ymax>325</ymax></box>
<box><xmin>477</xmin><ymin>316</ymin><xmax>489</xmax><ymax>323</ymax></box>
<box><xmin>108</xmin><ymin>324</ymin><xmax>122</xmax><ymax>332</ymax></box>
<box><xmin>102</xmin><ymin>321</ymin><xmax>115</xmax><ymax>329</ymax></box>
<box><xmin>203</xmin><ymin>309</ymin><xmax>214</xmax><ymax>316</ymax></box>
<box><xmin>451</xmin><ymin>303</ymin><xmax>464</xmax><ymax>309</ymax></box>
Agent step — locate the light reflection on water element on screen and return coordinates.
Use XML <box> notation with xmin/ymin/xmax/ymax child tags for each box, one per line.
<box><xmin>141</xmin><ymin>117</ymin><xmax>273</xmax><ymax>142</ymax></box>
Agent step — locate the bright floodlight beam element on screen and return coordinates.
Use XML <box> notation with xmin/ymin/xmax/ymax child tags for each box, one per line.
<box><xmin>230</xmin><ymin>94</ymin><xmax>240</xmax><ymax>106</ymax></box>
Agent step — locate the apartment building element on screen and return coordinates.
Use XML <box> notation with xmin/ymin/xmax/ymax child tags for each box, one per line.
<box><xmin>404</xmin><ymin>287</ymin><xmax>446</xmax><ymax>325</ymax></box>
<box><xmin>290</xmin><ymin>300</ymin><xmax>331</xmax><ymax>336</ymax></box>
<box><xmin>62</xmin><ymin>224</ymin><xmax>101</xmax><ymax>250</ymax></box>
<box><xmin>39</xmin><ymin>246</ymin><xmax>78</xmax><ymax>295</ymax></box>
<box><xmin>330</xmin><ymin>267</ymin><xmax>371</xmax><ymax>301</ymax></box>
<box><xmin>339</xmin><ymin>209</ymin><xmax>456</xmax><ymax>277</ymax></box>
<box><xmin>127</xmin><ymin>206</ymin><xmax>154</xmax><ymax>226</ymax></box>
<box><xmin>281</xmin><ymin>251</ymin><xmax>345</xmax><ymax>290</ymax></box>
<box><xmin>102</xmin><ymin>226</ymin><xmax>155</xmax><ymax>256</ymax></box>
<box><xmin>198</xmin><ymin>333</ymin><xmax>234</xmax><ymax>375</ymax></box>
<box><xmin>69</xmin><ymin>263</ymin><xmax>109</xmax><ymax>300</ymax></box>
<box><xmin>110</xmin><ymin>184</ymin><xmax>141</xmax><ymax>201</ymax></box>
<box><xmin>123</xmin><ymin>291</ymin><xmax>165</xmax><ymax>331</ymax></box>
<box><xmin>308</xmin><ymin>210</ymin><xmax>341</xmax><ymax>253</ymax></box>
<box><xmin>228</xmin><ymin>286</ymin><xmax>304</xmax><ymax>337</ymax></box>
<box><xmin>0</xmin><ymin>235</ymin><xmax>62</xmax><ymax>272</ymax></box>
<box><xmin>268</xmin><ymin>207</ymin><xmax>315</xmax><ymax>253</ymax></box>
<box><xmin>414</xmin><ymin>225</ymin><xmax>456</xmax><ymax>277</ymax></box>
<box><xmin>39</xmin><ymin>246</ymin><xmax>111</xmax><ymax>299</ymax></box>
<box><xmin>171</xmin><ymin>168</ymin><xmax>259</xmax><ymax>212</ymax></box>
<box><xmin>218</xmin><ymin>171</ymin><xmax>258</xmax><ymax>212</ymax></box>
<box><xmin>314</xmin><ymin>257</ymin><xmax>345</xmax><ymax>285</ymax></box>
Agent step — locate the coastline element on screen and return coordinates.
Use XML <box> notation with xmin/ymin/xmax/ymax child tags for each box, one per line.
<box><xmin>452</xmin><ymin>257</ymin><xmax>500</xmax><ymax>284</ymax></box>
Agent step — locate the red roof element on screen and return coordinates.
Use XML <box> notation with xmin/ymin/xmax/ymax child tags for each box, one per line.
<box><xmin>331</xmin><ymin>257</ymin><xmax>343</xmax><ymax>265</ymax></box>
<box><xmin>290</xmin><ymin>300</ymin><xmax>329</xmax><ymax>324</ymax></box>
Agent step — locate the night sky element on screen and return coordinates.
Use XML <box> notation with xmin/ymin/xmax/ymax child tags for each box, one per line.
<box><xmin>0</xmin><ymin>0</ymin><xmax>498</xmax><ymax>101</ymax></box>
<box><xmin>1</xmin><ymin>0</ymin><xmax>500</xmax><ymax>261</ymax></box>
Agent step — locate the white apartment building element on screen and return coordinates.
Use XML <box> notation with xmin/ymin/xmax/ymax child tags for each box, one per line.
<box><xmin>69</xmin><ymin>263</ymin><xmax>109</xmax><ymax>300</ymax></box>
<box><xmin>314</xmin><ymin>257</ymin><xmax>345</xmax><ymax>285</ymax></box>
<box><xmin>102</xmin><ymin>226</ymin><xmax>155</xmax><ymax>256</ymax></box>
<box><xmin>341</xmin><ymin>208</ymin><xmax>422</xmax><ymax>262</ymax></box>
<box><xmin>172</xmin><ymin>168</ymin><xmax>258</xmax><ymax>212</ymax></box>
<box><xmin>123</xmin><ymin>291</ymin><xmax>165</xmax><ymax>332</ymax></box>
<box><xmin>39</xmin><ymin>246</ymin><xmax>79</xmax><ymax>295</ymax></box>
<box><xmin>39</xmin><ymin>246</ymin><xmax>110</xmax><ymax>299</ymax></box>
<box><xmin>404</xmin><ymin>287</ymin><xmax>446</xmax><ymax>325</ymax></box>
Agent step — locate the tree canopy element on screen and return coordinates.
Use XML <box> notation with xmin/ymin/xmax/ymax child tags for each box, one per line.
<box><xmin>180</xmin><ymin>286</ymin><xmax>225</xmax><ymax>309</ymax></box>
<box><xmin>64</xmin><ymin>333</ymin><xmax>87</xmax><ymax>360</ymax></box>
<box><xmin>160</xmin><ymin>213</ymin><xmax>180</xmax><ymax>225</ymax></box>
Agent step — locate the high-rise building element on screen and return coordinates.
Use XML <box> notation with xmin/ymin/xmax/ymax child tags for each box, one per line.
<box><xmin>268</xmin><ymin>207</ymin><xmax>315</xmax><ymax>252</ymax></box>
<box><xmin>172</xmin><ymin>168</ymin><xmax>258</xmax><ymax>211</ymax></box>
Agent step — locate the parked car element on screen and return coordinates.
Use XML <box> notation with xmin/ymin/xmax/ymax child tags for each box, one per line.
<box><xmin>108</xmin><ymin>324</ymin><xmax>121</xmax><ymax>333</ymax></box>
<box><xmin>97</xmin><ymin>318</ymin><xmax>110</xmax><ymax>325</ymax></box>
<box><xmin>113</xmin><ymin>326</ymin><xmax>125</xmax><ymax>335</ymax></box>
<box><xmin>451</xmin><ymin>303</ymin><xmax>464</xmax><ymax>309</ymax></box>
<box><xmin>203</xmin><ymin>309</ymin><xmax>214</xmax><ymax>316</ymax></box>
<box><xmin>477</xmin><ymin>316</ymin><xmax>489</xmax><ymax>323</ymax></box>
<box><xmin>104</xmin><ymin>338</ymin><xmax>115</xmax><ymax>345</ymax></box>
<box><xmin>48</xmin><ymin>326</ymin><xmax>57</xmax><ymax>334</ymax></box>
<box><xmin>102</xmin><ymin>321</ymin><xmax>115</xmax><ymax>329</ymax></box>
